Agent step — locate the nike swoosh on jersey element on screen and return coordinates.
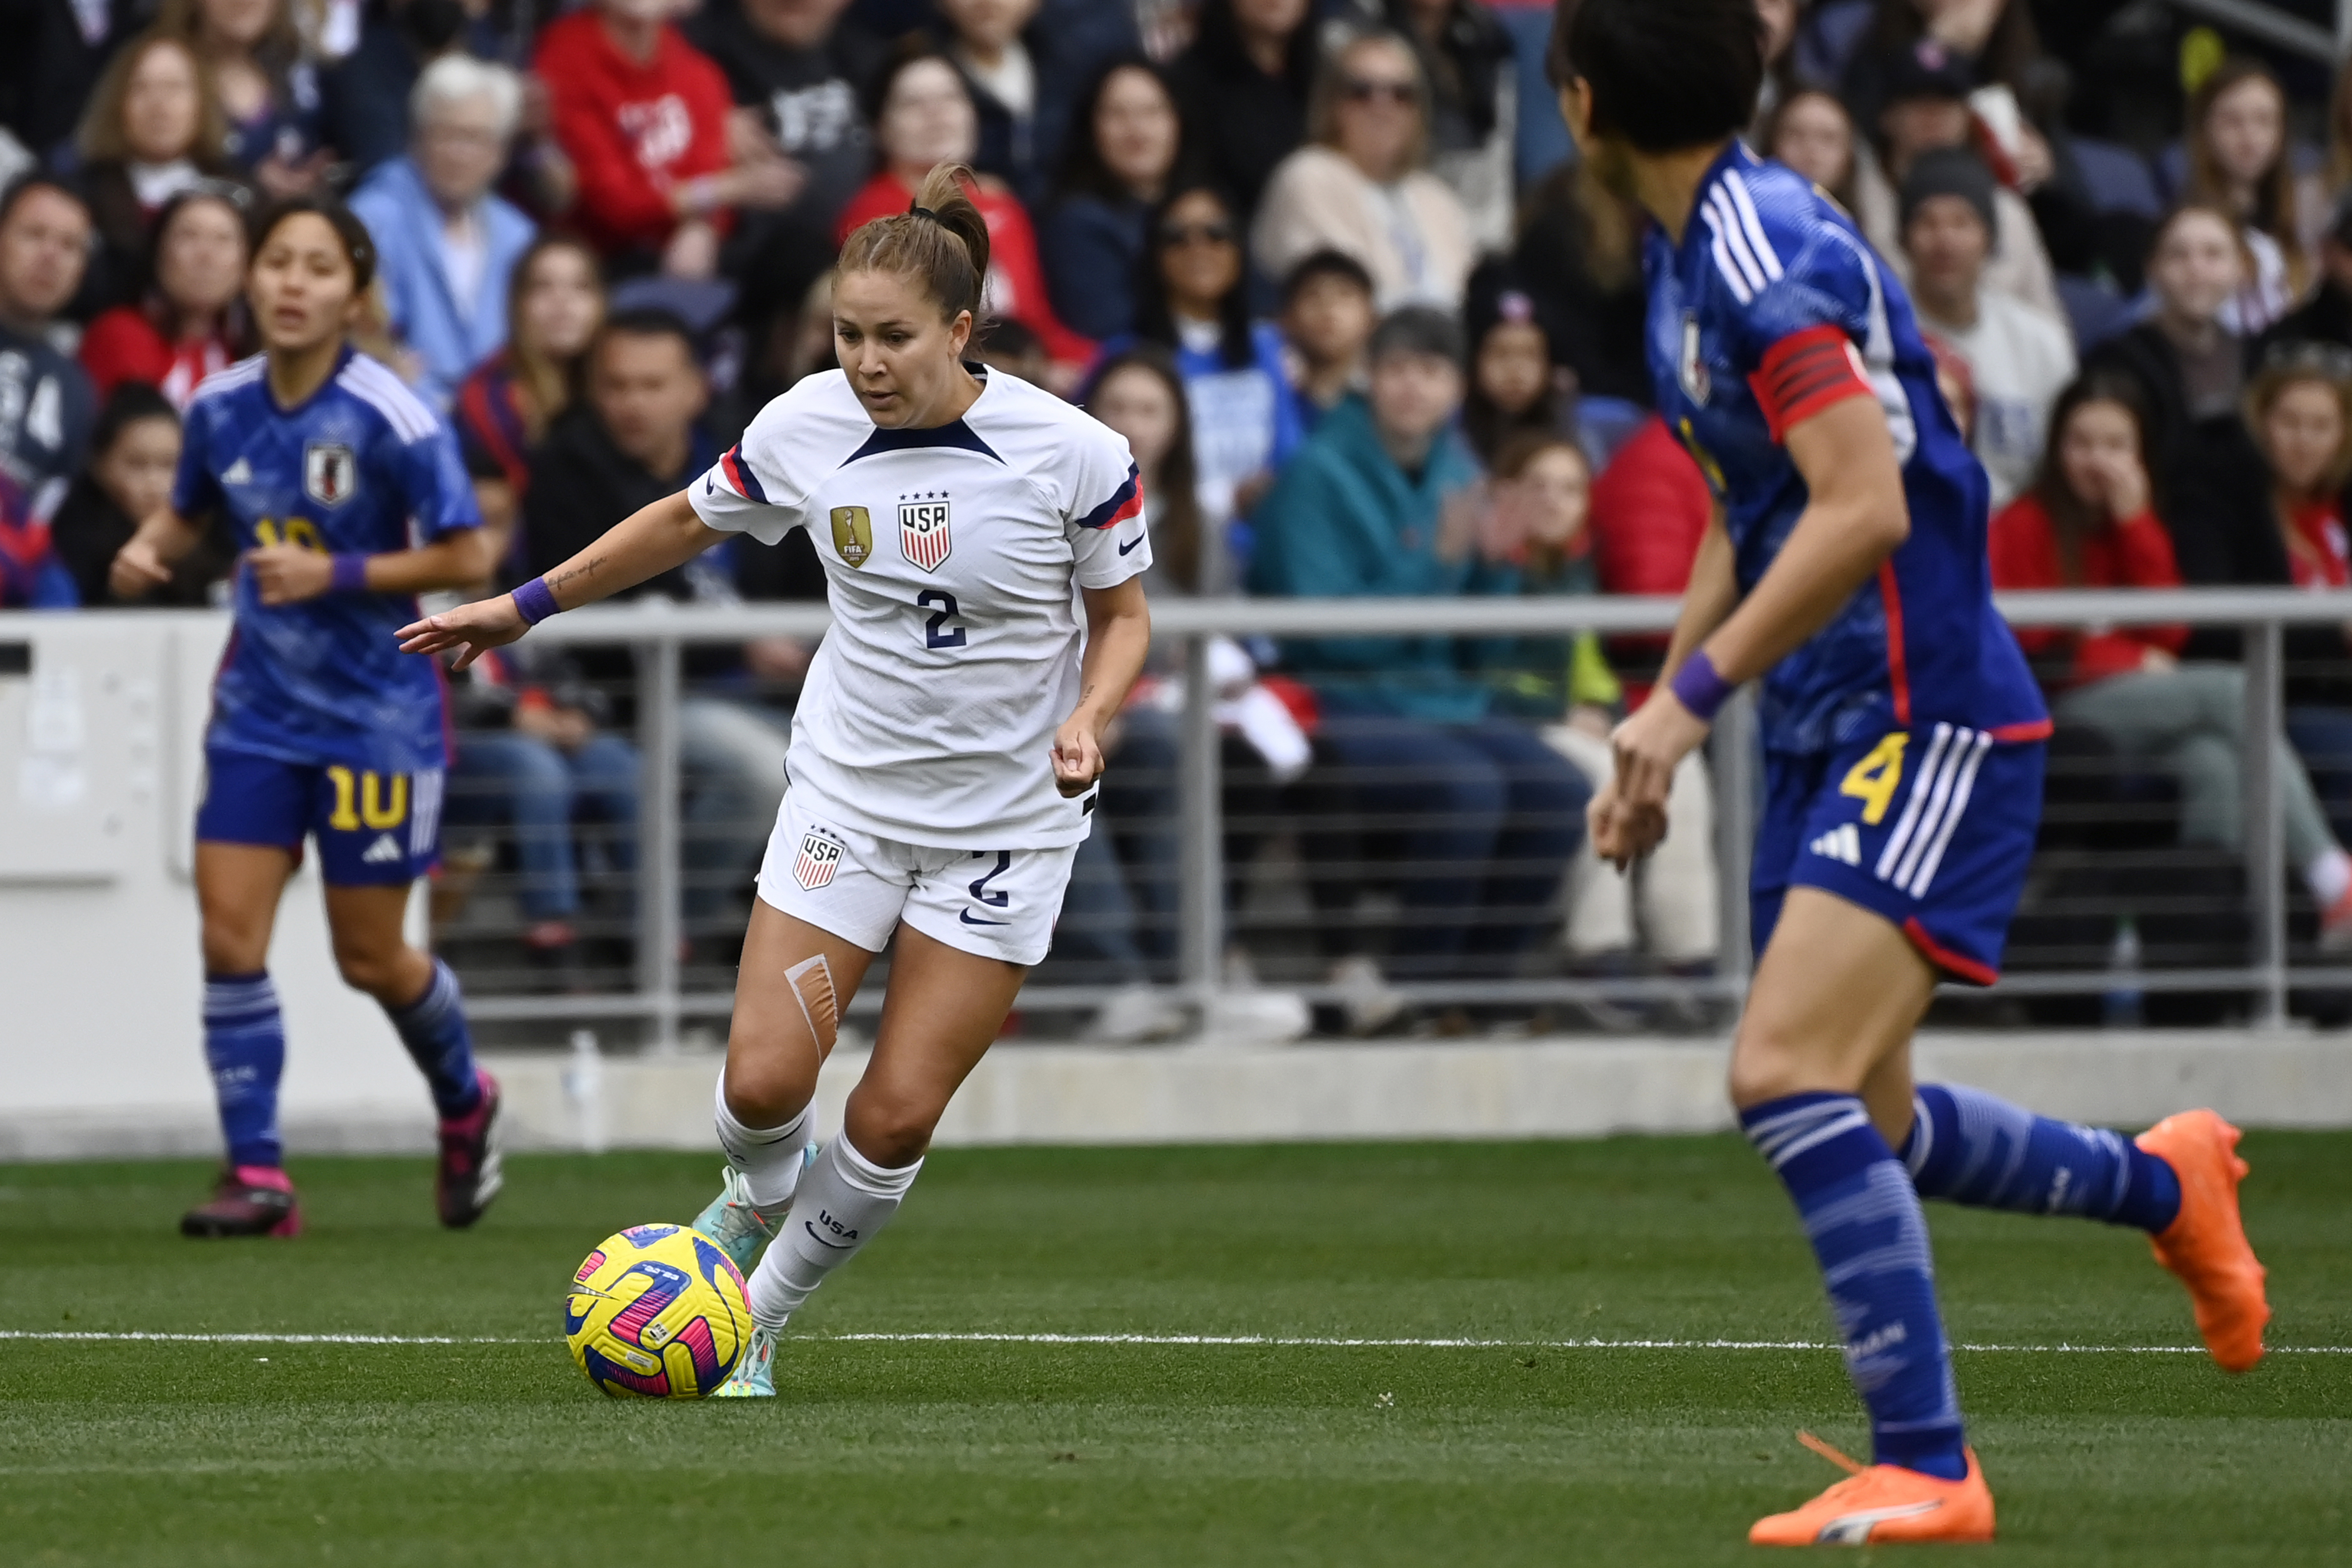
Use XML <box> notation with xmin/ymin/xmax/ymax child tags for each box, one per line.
<box><xmin>1118</xmin><ymin>532</ymin><xmax>1144</xmax><ymax>555</ymax></box>
<box><xmin>959</xmin><ymin>910</ymin><xmax>1010</xmax><ymax>926</ymax></box>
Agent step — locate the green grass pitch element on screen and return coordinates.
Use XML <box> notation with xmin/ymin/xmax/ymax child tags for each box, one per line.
<box><xmin>1</xmin><ymin>1134</ymin><xmax>2347</xmax><ymax>1565</ymax></box>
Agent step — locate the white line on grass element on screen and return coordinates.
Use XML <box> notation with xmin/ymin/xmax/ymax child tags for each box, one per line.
<box><xmin>3</xmin><ymin>1328</ymin><xmax>2346</xmax><ymax>1354</ymax></box>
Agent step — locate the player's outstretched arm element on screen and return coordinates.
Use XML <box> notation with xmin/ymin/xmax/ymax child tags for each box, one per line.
<box><xmin>109</xmin><ymin>507</ymin><xmax>207</xmax><ymax>600</ymax></box>
<box><xmin>1609</xmin><ymin>397</ymin><xmax>1908</xmax><ymax>817</ymax></box>
<box><xmin>1052</xmin><ymin>577</ymin><xmax>1152</xmax><ymax>797</ymax></box>
<box><xmin>248</xmin><ymin>527</ymin><xmax>500</xmax><ymax>607</ymax></box>
<box><xmin>397</xmin><ymin>491</ymin><xmax>727</xmax><ymax>669</ymax></box>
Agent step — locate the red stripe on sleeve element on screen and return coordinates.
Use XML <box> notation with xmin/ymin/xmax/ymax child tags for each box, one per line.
<box><xmin>1110</xmin><ymin>474</ymin><xmax>1146</xmax><ymax>528</ymax></box>
<box><xmin>1748</xmin><ymin>324</ymin><xmax>1874</xmax><ymax>442</ymax></box>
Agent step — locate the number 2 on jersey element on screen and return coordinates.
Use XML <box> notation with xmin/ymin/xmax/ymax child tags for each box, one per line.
<box><xmin>1839</xmin><ymin>732</ymin><xmax>1908</xmax><ymax>825</ymax></box>
<box><xmin>917</xmin><ymin>590</ymin><xmax>967</xmax><ymax>649</ymax></box>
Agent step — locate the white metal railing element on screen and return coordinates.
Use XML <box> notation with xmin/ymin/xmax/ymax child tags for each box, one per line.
<box><xmin>467</xmin><ymin>587</ymin><xmax>2352</xmax><ymax>1039</ymax></box>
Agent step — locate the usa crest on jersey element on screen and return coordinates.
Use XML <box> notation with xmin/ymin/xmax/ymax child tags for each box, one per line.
<box><xmin>898</xmin><ymin>492</ymin><xmax>951</xmax><ymax>572</ymax></box>
<box><xmin>304</xmin><ymin>441</ymin><xmax>357</xmax><ymax>506</ymax></box>
<box><xmin>792</xmin><ymin>830</ymin><xmax>844</xmax><ymax>890</ymax></box>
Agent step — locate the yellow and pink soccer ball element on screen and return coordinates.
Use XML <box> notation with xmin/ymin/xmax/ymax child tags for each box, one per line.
<box><xmin>564</xmin><ymin>1223</ymin><xmax>753</xmax><ymax>1398</ymax></box>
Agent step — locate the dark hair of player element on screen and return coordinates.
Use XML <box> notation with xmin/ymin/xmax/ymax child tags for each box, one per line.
<box><xmin>1548</xmin><ymin>0</ymin><xmax>1766</xmax><ymax>155</ymax></box>
<box><xmin>1279</xmin><ymin>247</ymin><xmax>1376</xmax><ymax>309</ymax></box>
<box><xmin>248</xmin><ymin>193</ymin><xmax>378</xmax><ymax>292</ymax></box>
<box><xmin>836</xmin><ymin>161</ymin><xmax>995</xmax><ymax>327</ymax></box>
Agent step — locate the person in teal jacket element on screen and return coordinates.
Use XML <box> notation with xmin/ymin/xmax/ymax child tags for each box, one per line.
<box><xmin>1251</xmin><ymin>307</ymin><xmax>1587</xmax><ymax>1009</ymax></box>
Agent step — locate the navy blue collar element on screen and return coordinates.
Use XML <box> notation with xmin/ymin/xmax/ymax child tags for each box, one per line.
<box><xmin>845</xmin><ymin>365</ymin><xmax>1003</xmax><ymax>464</ymax></box>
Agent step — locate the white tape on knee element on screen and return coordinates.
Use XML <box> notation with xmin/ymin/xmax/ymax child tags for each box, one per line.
<box><xmin>785</xmin><ymin>954</ymin><xmax>839</xmax><ymax>1054</ymax></box>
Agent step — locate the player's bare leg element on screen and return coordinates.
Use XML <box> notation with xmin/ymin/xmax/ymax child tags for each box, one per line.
<box><xmin>184</xmin><ymin>844</ymin><xmax>302</xmax><ymax>1237</ymax></box>
<box><xmin>718</xmin><ymin>922</ymin><xmax>1026</xmax><ymax>1396</ymax></box>
<box><xmin>697</xmin><ymin>900</ymin><xmax>879</xmax><ymax>1272</ymax></box>
<box><xmin>324</xmin><ymin>881</ymin><xmax>500</xmax><ymax>1227</ymax></box>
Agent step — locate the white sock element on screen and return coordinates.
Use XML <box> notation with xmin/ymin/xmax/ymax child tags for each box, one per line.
<box><xmin>713</xmin><ymin>1076</ymin><xmax>815</xmax><ymax>1211</ymax></box>
<box><xmin>746</xmin><ymin>1134</ymin><xmax>921</xmax><ymax>1327</ymax></box>
<box><xmin>2308</xmin><ymin>847</ymin><xmax>2352</xmax><ymax>909</ymax></box>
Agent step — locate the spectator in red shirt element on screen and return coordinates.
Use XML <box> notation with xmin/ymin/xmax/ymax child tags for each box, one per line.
<box><xmin>78</xmin><ymin>188</ymin><xmax>249</xmax><ymax>410</ymax></box>
<box><xmin>1586</xmin><ymin>415</ymin><xmax>1711</xmax><ymax>704</ymax></box>
<box><xmin>835</xmin><ymin>41</ymin><xmax>1093</xmax><ymax>378</ymax></box>
<box><xmin>1991</xmin><ymin>370</ymin><xmax>2352</xmax><ymax>945</ymax></box>
<box><xmin>536</xmin><ymin>0</ymin><xmax>803</xmax><ymax>277</ymax></box>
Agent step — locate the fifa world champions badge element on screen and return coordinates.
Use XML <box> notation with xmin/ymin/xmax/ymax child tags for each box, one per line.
<box><xmin>898</xmin><ymin>491</ymin><xmax>952</xmax><ymax>572</ymax></box>
<box><xmin>830</xmin><ymin>506</ymin><xmax>873</xmax><ymax>568</ymax></box>
<box><xmin>793</xmin><ymin>831</ymin><xmax>843</xmax><ymax>891</ymax></box>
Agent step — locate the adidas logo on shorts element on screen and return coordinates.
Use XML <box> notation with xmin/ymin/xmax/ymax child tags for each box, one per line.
<box><xmin>1808</xmin><ymin>823</ymin><xmax>1862</xmax><ymax>866</ymax></box>
<box><xmin>361</xmin><ymin>833</ymin><xmax>404</xmax><ymax>865</ymax></box>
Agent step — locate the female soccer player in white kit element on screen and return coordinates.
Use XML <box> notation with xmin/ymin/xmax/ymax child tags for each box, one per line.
<box><xmin>400</xmin><ymin>165</ymin><xmax>1154</xmax><ymax>1395</ymax></box>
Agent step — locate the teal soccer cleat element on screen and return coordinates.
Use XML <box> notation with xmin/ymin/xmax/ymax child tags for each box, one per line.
<box><xmin>712</xmin><ymin>1322</ymin><xmax>779</xmax><ymax>1397</ymax></box>
<box><xmin>689</xmin><ymin>1147</ymin><xmax>813</xmax><ymax>1274</ymax></box>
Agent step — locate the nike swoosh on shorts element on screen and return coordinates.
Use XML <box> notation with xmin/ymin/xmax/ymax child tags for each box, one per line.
<box><xmin>960</xmin><ymin>910</ymin><xmax>1010</xmax><ymax>926</ymax></box>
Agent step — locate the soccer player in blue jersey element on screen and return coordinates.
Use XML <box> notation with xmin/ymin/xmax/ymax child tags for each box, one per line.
<box><xmin>1552</xmin><ymin>0</ymin><xmax>2270</xmax><ymax>1544</ymax></box>
<box><xmin>111</xmin><ymin>197</ymin><xmax>504</xmax><ymax>1239</ymax></box>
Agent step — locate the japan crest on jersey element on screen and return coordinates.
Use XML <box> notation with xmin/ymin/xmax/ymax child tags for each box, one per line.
<box><xmin>1678</xmin><ymin>315</ymin><xmax>1710</xmax><ymax>406</ymax></box>
<box><xmin>305</xmin><ymin>441</ymin><xmax>358</xmax><ymax>507</ymax></box>
<box><xmin>792</xmin><ymin>830</ymin><xmax>843</xmax><ymax>890</ymax></box>
<box><xmin>898</xmin><ymin>492</ymin><xmax>951</xmax><ymax>572</ymax></box>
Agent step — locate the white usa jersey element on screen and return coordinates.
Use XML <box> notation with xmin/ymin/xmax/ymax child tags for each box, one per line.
<box><xmin>690</xmin><ymin>368</ymin><xmax>1152</xmax><ymax>848</ymax></box>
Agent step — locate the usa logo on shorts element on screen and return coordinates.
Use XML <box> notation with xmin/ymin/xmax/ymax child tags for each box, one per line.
<box><xmin>792</xmin><ymin>831</ymin><xmax>843</xmax><ymax>891</ymax></box>
<box><xmin>899</xmin><ymin>492</ymin><xmax>951</xmax><ymax>572</ymax></box>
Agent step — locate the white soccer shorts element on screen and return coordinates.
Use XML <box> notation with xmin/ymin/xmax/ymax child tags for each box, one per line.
<box><xmin>755</xmin><ymin>788</ymin><xmax>1079</xmax><ymax>966</ymax></box>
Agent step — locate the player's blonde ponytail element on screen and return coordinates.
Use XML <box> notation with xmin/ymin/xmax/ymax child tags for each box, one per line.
<box><xmin>836</xmin><ymin>162</ymin><xmax>993</xmax><ymax>326</ymax></box>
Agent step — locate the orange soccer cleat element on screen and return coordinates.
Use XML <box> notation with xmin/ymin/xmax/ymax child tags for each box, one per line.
<box><xmin>1749</xmin><ymin>1434</ymin><xmax>1995</xmax><ymax>1546</ymax></box>
<box><xmin>2136</xmin><ymin>1109</ymin><xmax>2270</xmax><ymax>1373</ymax></box>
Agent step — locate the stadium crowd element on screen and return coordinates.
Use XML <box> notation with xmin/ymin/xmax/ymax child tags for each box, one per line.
<box><xmin>10</xmin><ymin>0</ymin><xmax>2352</xmax><ymax>1034</ymax></box>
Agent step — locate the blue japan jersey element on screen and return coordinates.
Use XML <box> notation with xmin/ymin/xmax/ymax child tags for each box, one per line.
<box><xmin>1644</xmin><ymin>142</ymin><xmax>2046</xmax><ymax>756</ymax></box>
<box><xmin>174</xmin><ymin>349</ymin><xmax>480</xmax><ymax>774</ymax></box>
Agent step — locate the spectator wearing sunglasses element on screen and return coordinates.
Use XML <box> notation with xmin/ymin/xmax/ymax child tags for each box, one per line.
<box><xmin>1252</xmin><ymin>28</ymin><xmax>1478</xmax><ymax>313</ymax></box>
<box><xmin>1127</xmin><ymin>182</ymin><xmax>1305</xmax><ymax>573</ymax></box>
<box><xmin>1370</xmin><ymin>0</ymin><xmax>1517</xmax><ymax>254</ymax></box>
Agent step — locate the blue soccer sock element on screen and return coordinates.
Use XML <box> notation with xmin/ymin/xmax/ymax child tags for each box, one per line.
<box><xmin>1900</xmin><ymin>1083</ymin><xmax>2181</xmax><ymax>1233</ymax></box>
<box><xmin>204</xmin><ymin>972</ymin><xmax>286</xmax><ymax>1169</ymax></box>
<box><xmin>1743</xmin><ymin>1092</ymin><xmax>1968</xmax><ymax>1481</ymax></box>
<box><xmin>386</xmin><ymin>958</ymin><xmax>483</xmax><ymax>1120</ymax></box>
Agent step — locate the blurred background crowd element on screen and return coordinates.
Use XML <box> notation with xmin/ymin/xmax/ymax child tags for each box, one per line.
<box><xmin>8</xmin><ymin>0</ymin><xmax>2352</xmax><ymax>1040</ymax></box>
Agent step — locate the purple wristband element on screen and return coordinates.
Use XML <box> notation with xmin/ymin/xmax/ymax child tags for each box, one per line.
<box><xmin>1666</xmin><ymin>648</ymin><xmax>1734</xmax><ymax>722</ymax></box>
<box><xmin>329</xmin><ymin>553</ymin><xmax>370</xmax><ymax>593</ymax></box>
<box><xmin>512</xmin><ymin>576</ymin><xmax>561</xmax><ymax>626</ymax></box>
